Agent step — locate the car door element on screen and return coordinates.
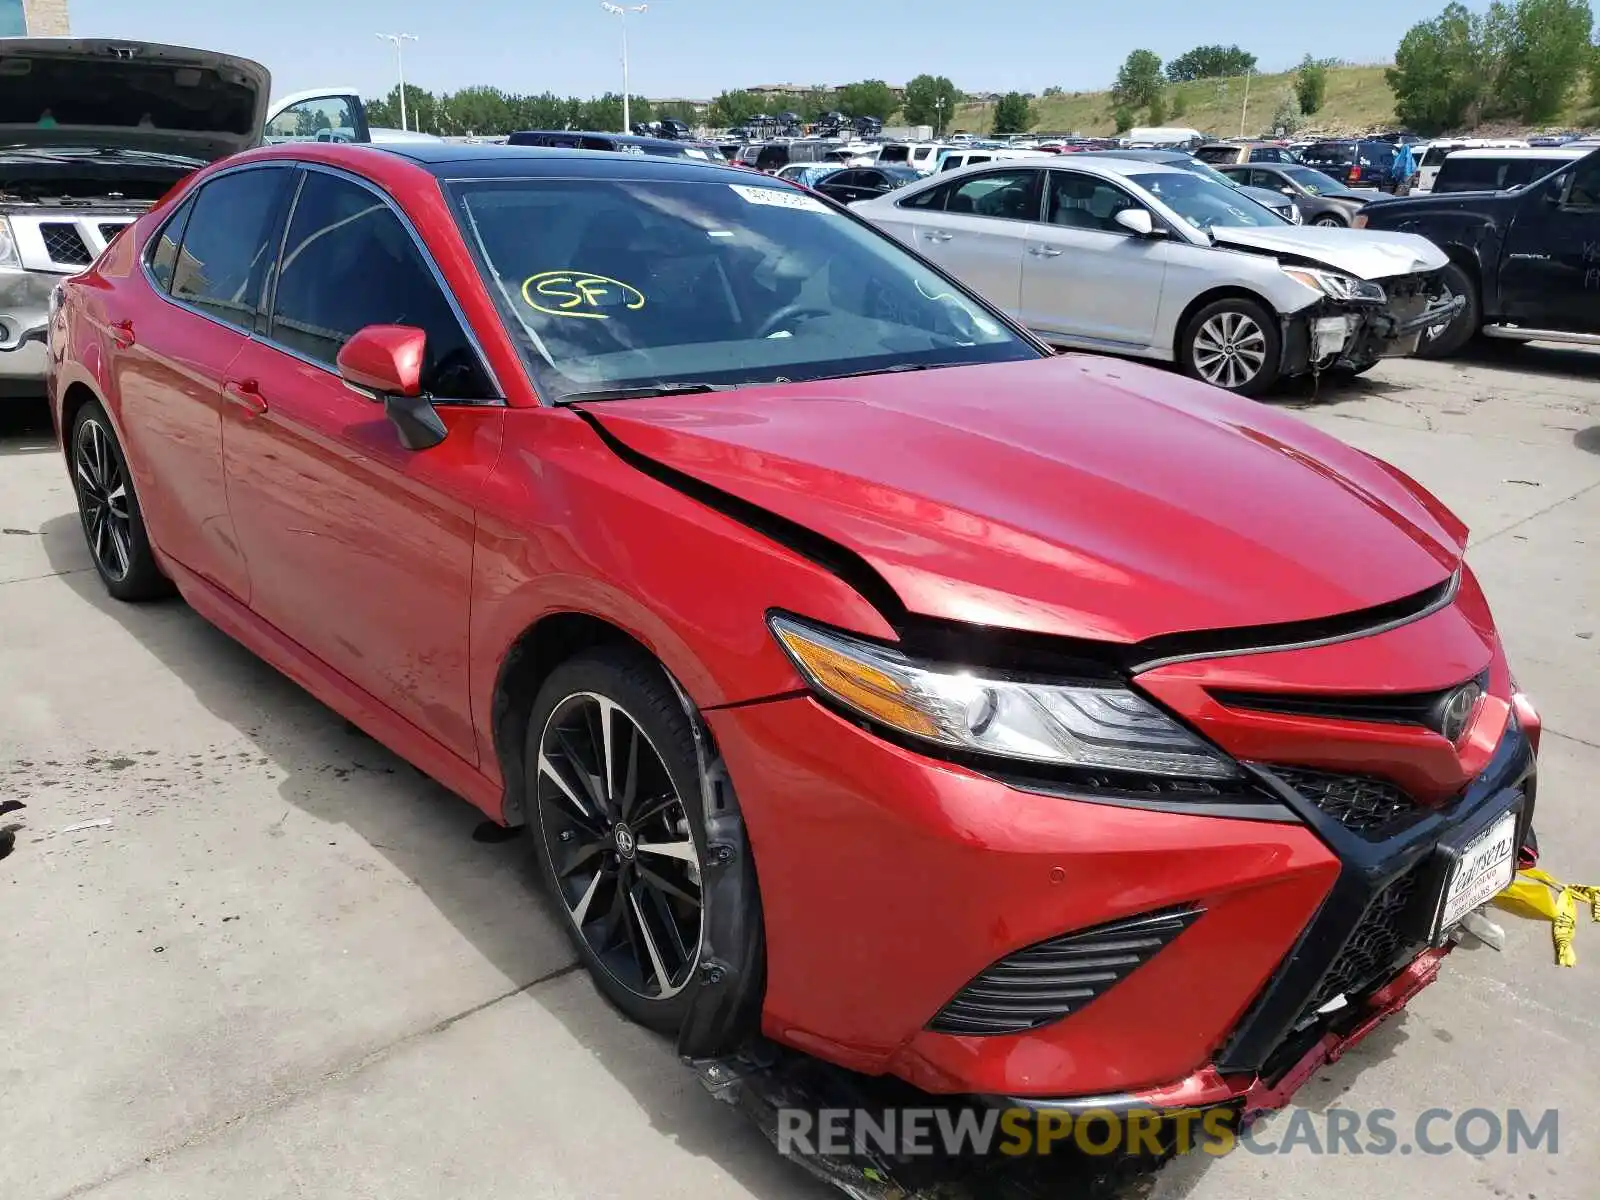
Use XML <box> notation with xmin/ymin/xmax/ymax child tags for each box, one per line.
<box><xmin>111</xmin><ymin>165</ymin><xmax>295</xmax><ymax>603</ymax></box>
<box><xmin>220</xmin><ymin>166</ymin><xmax>504</xmax><ymax>763</ymax></box>
<box><xmin>900</xmin><ymin>168</ymin><xmax>1040</xmax><ymax>311</ymax></box>
<box><xmin>263</xmin><ymin>90</ymin><xmax>370</xmax><ymax>144</ymax></box>
<box><xmin>1018</xmin><ymin>169</ymin><xmax>1168</xmax><ymax>347</ymax></box>
<box><xmin>1498</xmin><ymin>153</ymin><xmax>1600</xmax><ymax>333</ymax></box>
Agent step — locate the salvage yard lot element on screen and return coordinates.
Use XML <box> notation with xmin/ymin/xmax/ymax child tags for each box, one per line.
<box><xmin>2</xmin><ymin>346</ymin><xmax>1598</xmax><ymax>1200</ymax></box>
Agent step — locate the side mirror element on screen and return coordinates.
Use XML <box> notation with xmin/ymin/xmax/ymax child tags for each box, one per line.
<box><xmin>1114</xmin><ymin>207</ymin><xmax>1157</xmax><ymax>237</ymax></box>
<box><xmin>336</xmin><ymin>324</ymin><xmax>448</xmax><ymax>451</ymax></box>
<box><xmin>1281</xmin><ymin>186</ymin><xmax>1297</xmax><ymax>195</ymax></box>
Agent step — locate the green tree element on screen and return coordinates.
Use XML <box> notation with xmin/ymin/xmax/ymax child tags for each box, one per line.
<box><xmin>1591</xmin><ymin>41</ymin><xmax>1600</xmax><ymax>109</ymax></box>
<box><xmin>1164</xmin><ymin>44</ymin><xmax>1257</xmax><ymax>82</ymax></box>
<box><xmin>1296</xmin><ymin>54</ymin><xmax>1328</xmax><ymax>114</ymax></box>
<box><xmin>1486</xmin><ymin>0</ymin><xmax>1593</xmax><ymax>121</ymax></box>
<box><xmin>1112</xmin><ymin>104</ymin><xmax>1135</xmax><ymax>132</ymax></box>
<box><xmin>578</xmin><ymin>93</ymin><xmax>652</xmax><ymax>131</ymax></box>
<box><xmin>1042</xmin><ymin>85</ymin><xmax>1064</xmax><ymax>97</ymax></box>
<box><xmin>655</xmin><ymin>100</ymin><xmax>705</xmax><ymax>126</ymax></box>
<box><xmin>709</xmin><ymin>89</ymin><xmax>765</xmax><ymax>127</ymax></box>
<box><xmin>991</xmin><ymin>91</ymin><xmax>1035</xmax><ymax>134</ymax></box>
<box><xmin>1387</xmin><ymin>3</ymin><xmax>1489</xmax><ymax>133</ymax></box>
<box><xmin>901</xmin><ymin>74</ymin><xmax>963</xmax><ymax>135</ymax></box>
<box><xmin>1112</xmin><ymin>49</ymin><xmax>1165</xmax><ymax>109</ymax></box>
<box><xmin>1147</xmin><ymin>91</ymin><xmax>1167</xmax><ymax>124</ymax></box>
<box><xmin>835</xmin><ymin>79</ymin><xmax>899</xmax><ymax>121</ymax></box>
<box><xmin>1271</xmin><ymin>88</ymin><xmax>1304</xmax><ymax>134</ymax></box>
<box><xmin>366</xmin><ymin>84</ymin><xmax>439</xmax><ymax>133</ymax></box>
<box><xmin>1170</xmin><ymin>89</ymin><xmax>1189</xmax><ymax>117</ymax></box>
<box><xmin>440</xmin><ymin>85</ymin><xmax>513</xmax><ymax>136</ymax></box>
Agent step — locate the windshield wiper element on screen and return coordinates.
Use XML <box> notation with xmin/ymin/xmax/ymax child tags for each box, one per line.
<box><xmin>811</xmin><ymin>361</ymin><xmax>955</xmax><ymax>382</ymax></box>
<box><xmin>555</xmin><ymin>382</ymin><xmax>739</xmax><ymax>404</ymax></box>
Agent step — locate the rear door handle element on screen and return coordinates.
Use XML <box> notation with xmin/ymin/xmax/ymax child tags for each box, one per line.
<box><xmin>222</xmin><ymin>378</ymin><xmax>268</xmax><ymax>416</ymax></box>
<box><xmin>1029</xmin><ymin>246</ymin><xmax>1063</xmax><ymax>258</ymax></box>
<box><xmin>923</xmin><ymin>230</ymin><xmax>953</xmax><ymax>243</ymax></box>
<box><xmin>109</xmin><ymin>319</ymin><xmax>135</xmax><ymax>349</ymax></box>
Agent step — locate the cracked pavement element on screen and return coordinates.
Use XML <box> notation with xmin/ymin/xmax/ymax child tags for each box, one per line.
<box><xmin>2</xmin><ymin>342</ymin><xmax>1596</xmax><ymax>1200</ymax></box>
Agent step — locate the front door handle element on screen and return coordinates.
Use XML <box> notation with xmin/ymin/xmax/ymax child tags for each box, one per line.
<box><xmin>1029</xmin><ymin>246</ymin><xmax>1063</xmax><ymax>258</ymax></box>
<box><xmin>222</xmin><ymin>378</ymin><xmax>268</xmax><ymax>416</ymax></box>
<box><xmin>109</xmin><ymin>319</ymin><xmax>135</xmax><ymax>349</ymax></box>
<box><xmin>923</xmin><ymin>230</ymin><xmax>953</xmax><ymax>243</ymax></box>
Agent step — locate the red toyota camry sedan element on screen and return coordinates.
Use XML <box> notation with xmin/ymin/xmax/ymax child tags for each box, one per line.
<box><xmin>50</xmin><ymin>141</ymin><xmax>1540</xmax><ymax>1117</ymax></box>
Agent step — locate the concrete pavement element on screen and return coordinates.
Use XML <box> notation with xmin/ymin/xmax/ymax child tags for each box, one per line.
<box><xmin>2</xmin><ymin>343</ymin><xmax>1596</xmax><ymax>1200</ymax></box>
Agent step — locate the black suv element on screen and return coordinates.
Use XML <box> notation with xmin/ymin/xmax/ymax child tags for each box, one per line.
<box><xmin>1300</xmin><ymin>139</ymin><xmax>1406</xmax><ymax>191</ymax></box>
<box><xmin>1357</xmin><ymin>147</ymin><xmax>1600</xmax><ymax>355</ymax></box>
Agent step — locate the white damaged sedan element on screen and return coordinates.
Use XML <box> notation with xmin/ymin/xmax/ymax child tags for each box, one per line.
<box><xmin>855</xmin><ymin>156</ymin><xmax>1461</xmax><ymax>395</ymax></box>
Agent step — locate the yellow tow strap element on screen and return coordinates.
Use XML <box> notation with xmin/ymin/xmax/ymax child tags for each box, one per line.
<box><xmin>1495</xmin><ymin>869</ymin><xmax>1600</xmax><ymax>966</ymax></box>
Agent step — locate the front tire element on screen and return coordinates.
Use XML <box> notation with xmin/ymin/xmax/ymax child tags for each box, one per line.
<box><xmin>1180</xmin><ymin>297</ymin><xmax>1282</xmax><ymax>397</ymax></box>
<box><xmin>70</xmin><ymin>400</ymin><xmax>171</xmax><ymax>601</ymax></box>
<box><xmin>1416</xmin><ymin>261</ymin><xmax>1480</xmax><ymax>359</ymax></box>
<box><xmin>1313</xmin><ymin>213</ymin><xmax>1347</xmax><ymax>227</ymax></box>
<box><xmin>526</xmin><ymin>648</ymin><xmax>711</xmax><ymax>1034</ymax></box>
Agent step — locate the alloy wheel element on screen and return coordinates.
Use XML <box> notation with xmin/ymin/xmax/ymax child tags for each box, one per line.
<box><xmin>535</xmin><ymin>692</ymin><xmax>704</xmax><ymax>1000</ymax></box>
<box><xmin>1425</xmin><ymin>279</ymin><xmax>1459</xmax><ymax>343</ymax></box>
<box><xmin>74</xmin><ymin>418</ymin><xmax>133</xmax><ymax>581</ymax></box>
<box><xmin>1314</xmin><ymin>215</ymin><xmax>1343</xmax><ymax>227</ymax></box>
<box><xmin>1192</xmin><ymin>310</ymin><xmax>1267</xmax><ymax>390</ymax></box>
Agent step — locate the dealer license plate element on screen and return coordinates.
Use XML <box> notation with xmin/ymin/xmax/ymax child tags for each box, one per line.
<box><xmin>1437</xmin><ymin>811</ymin><xmax>1517</xmax><ymax>932</ymax></box>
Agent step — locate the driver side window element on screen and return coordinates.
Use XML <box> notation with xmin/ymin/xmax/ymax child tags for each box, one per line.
<box><xmin>946</xmin><ymin>170</ymin><xmax>1041</xmax><ymax>222</ymax></box>
<box><xmin>266</xmin><ymin>95</ymin><xmax>364</xmax><ymax>144</ymax></box>
<box><xmin>1046</xmin><ymin>171</ymin><xmax>1141</xmax><ymax>234</ymax></box>
<box><xmin>1564</xmin><ymin>156</ymin><xmax>1600</xmax><ymax>209</ymax></box>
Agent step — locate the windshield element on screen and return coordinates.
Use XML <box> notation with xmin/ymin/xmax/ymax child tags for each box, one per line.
<box><xmin>1168</xmin><ymin>158</ymin><xmax>1248</xmax><ymax>189</ymax></box>
<box><xmin>878</xmin><ymin>145</ymin><xmax>910</xmax><ymax>163</ymax></box>
<box><xmin>1192</xmin><ymin>146</ymin><xmax>1240</xmax><ymax>164</ymax></box>
<box><xmin>451</xmin><ymin>176</ymin><xmax>1037</xmax><ymax>400</ymax></box>
<box><xmin>1282</xmin><ymin>165</ymin><xmax>1349</xmax><ymax>195</ymax></box>
<box><xmin>1128</xmin><ymin>171</ymin><xmax>1282</xmax><ymax>229</ymax></box>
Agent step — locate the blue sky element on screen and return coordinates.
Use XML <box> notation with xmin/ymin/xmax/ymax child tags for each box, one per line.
<box><xmin>74</xmin><ymin>0</ymin><xmax>1453</xmax><ymax>101</ymax></box>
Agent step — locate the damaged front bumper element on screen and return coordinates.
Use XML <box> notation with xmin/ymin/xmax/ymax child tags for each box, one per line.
<box><xmin>0</xmin><ymin>267</ymin><xmax>56</xmax><ymax>395</ymax></box>
<box><xmin>1281</xmin><ymin>269</ymin><xmax>1463</xmax><ymax>378</ymax></box>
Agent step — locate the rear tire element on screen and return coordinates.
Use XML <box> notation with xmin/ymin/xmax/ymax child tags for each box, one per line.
<box><xmin>69</xmin><ymin>400</ymin><xmax>172</xmax><ymax>602</ymax></box>
<box><xmin>1179</xmin><ymin>297</ymin><xmax>1282</xmax><ymax>397</ymax></box>
<box><xmin>1417</xmin><ymin>261</ymin><xmax>1480</xmax><ymax>359</ymax></box>
<box><xmin>525</xmin><ymin>647</ymin><xmax>716</xmax><ymax>1035</ymax></box>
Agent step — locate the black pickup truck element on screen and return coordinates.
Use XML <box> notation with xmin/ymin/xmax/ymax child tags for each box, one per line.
<box><xmin>1355</xmin><ymin>146</ymin><xmax>1600</xmax><ymax>357</ymax></box>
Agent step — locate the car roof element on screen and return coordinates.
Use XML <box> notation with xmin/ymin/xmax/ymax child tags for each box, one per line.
<box><xmin>359</xmin><ymin>142</ymin><xmax>749</xmax><ymax>181</ymax></box>
<box><xmin>1445</xmin><ymin>146</ymin><xmax>1587</xmax><ymax>159</ymax></box>
<box><xmin>1078</xmin><ymin>148</ymin><xmax>1188</xmax><ymax>162</ymax></box>
<box><xmin>509</xmin><ymin>129</ymin><xmax>692</xmax><ymax>150</ymax></box>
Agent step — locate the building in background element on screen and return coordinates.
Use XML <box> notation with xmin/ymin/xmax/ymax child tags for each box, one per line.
<box><xmin>5</xmin><ymin>0</ymin><xmax>72</xmax><ymax>36</ymax></box>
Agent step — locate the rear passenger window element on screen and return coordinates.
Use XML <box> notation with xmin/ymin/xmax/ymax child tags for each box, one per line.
<box><xmin>899</xmin><ymin>181</ymin><xmax>951</xmax><ymax>209</ymax></box>
<box><xmin>146</xmin><ymin>196</ymin><xmax>194</xmax><ymax>293</ymax></box>
<box><xmin>268</xmin><ymin>170</ymin><xmax>493</xmax><ymax>401</ymax></box>
<box><xmin>170</xmin><ymin>167</ymin><xmax>291</xmax><ymax>332</ymax></box>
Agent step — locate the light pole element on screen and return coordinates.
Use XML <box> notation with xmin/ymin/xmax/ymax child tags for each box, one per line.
<box><xmin>376</xmin><ymin>33</ymin><xmax>419</xmax><ymax>132</ymax></box>
<box><xmin>1239</xmin><ymin>67</ymin><xmax>1252</xmax><ymax>138</ymax></box>
<box><xmin>600</xmin><ymin>3</ymin><xmax>648</xmax><ymax>133</ymax></box>
<box><xmin>934</xmin><ymin>94</ymin><xmax>945</xmax><ymax>139</ymax></box>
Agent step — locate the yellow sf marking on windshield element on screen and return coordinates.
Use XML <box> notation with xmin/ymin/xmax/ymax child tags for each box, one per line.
<box><xmin>522</xmin><ymin>271</ymin><xmax>646</xmax><ymax>320</ymax></box>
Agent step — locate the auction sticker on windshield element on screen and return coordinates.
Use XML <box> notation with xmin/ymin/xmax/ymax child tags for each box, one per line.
<box><xmin>1439</xmin><ymin>810</ymin><xmax>1518</xmax><ymax>931</ymax></box>
<box><xmin>730</xmin><ymin>184</ymin><xmax>829</xmax><ymax>212</ymax></box>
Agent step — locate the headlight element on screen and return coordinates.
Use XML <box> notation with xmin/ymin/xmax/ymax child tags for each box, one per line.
<box><xmin>1352</xmin><ymin>213</ymin><xmax>1369</xmax><ymax>229</ymax></box>
<box><xmin>768</xmin><ymin>614</ymin><xmax>1241</xmax><ymax>779</ymax></box>
<box><xmin>0</xmin><ymin>217</ymin><xmax>20</xmax><ymax>270</ymax></box>
<box><xmin>1280</xmin><ymin>265</ymin><xmax>1385</xmax><ymax>302</ymax></box>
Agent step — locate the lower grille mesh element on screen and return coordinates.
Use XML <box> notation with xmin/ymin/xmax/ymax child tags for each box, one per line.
<box><xmin>1298</xmin><ymin>867</ymin><xmax>1423</xmax><ymax>1024</ymax></box>
<box><xmin>40</xmin><ymin>224</ymin><xmax>92</xmax><ymax>266</ymax></box>
<box><xmin>929</xmin><ymin>907</ymin><xmax>1202</xmax><ymax>1036</ymax></box>
<box><xmin>1270</xmin><ymin>766</ymin><xmax>1423</xmax><ymax>840</ymax></box>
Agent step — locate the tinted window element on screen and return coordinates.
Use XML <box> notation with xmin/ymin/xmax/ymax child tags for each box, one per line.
<box><xmin>1250</xmin><ymin>148</ymin><xmax>1284</xmax><ymax>162</ymax></box>
<box><xmin>1421</xmin><ymin>144</ymin><xmax>1462</xmax><ymax>168</ymax></box>
<box><xmin>879</xmin><ymin>145</ymin><xmax>910</xmax><ymax>163</ymax></box>
<box><xmin>899</xmin><ymin>180</ymin><xmax>952</xmax><ymax>209</ymax></box>
<box><xmin>171</xmin><ymin>167</ymin><xmax>291</xmax><ymax>331</ymax></box>
<box><xmin>450</xmin><ymin>176</ymin><xmax>1034</xmax><ymax>399</ymax></box>
<box><xmin>1047</xmin><ymin>171</ymin><xmax>1140</xmax><ymax>232</ymax></box>
<box><xmin>270</xmin><ymin>171</ymin><xmax>492</xmax><ymax>400</ymax></box>
<box><xmin>947</xmin><ymin>169</ymin><xmax>1040</xmax><ymax>220</ymax></box>
<box><xmin>1435</xmin><ymin>156</ymin><xmax>1521</xmax><ymax>192</ymax></box>
<box><xmin>1193</xmin><ymin>146</ymin><xmax>1237</xmax><ymax>164</ymax></box>
<box><xmin>1567</xmin><ymin>155</ymin><xmax>1600</xmax><ymax>207</ymax></box>
<box><xmin>146</xmin><ymin>196</ymin><xmax>194</xmax><ymax>293</ymax></box>
<box><xmin>1303</xmin><ymin>142</ymin><xmax>1355</xmax><ymax>165</ymax></box>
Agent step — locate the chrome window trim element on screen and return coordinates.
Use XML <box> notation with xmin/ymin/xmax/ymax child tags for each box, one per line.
<box><xmin>142</xmin><ymin>159</ymin><xmax>506</xmax><ymax>408</ymax></box>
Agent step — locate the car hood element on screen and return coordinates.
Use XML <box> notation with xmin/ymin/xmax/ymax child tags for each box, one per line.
<box><xmin>1210</xmin><ymin>224</ymin><xmax>1448</xmax><ymax>279</ymax></box>
<box><xmin>0</xmin><ymin>39</ymin><xmax>270</xmax><ymax>162</ymax></box>
<box><xmin>583</xmin><ymin>355</ymin><xmax>1463</xmax><ymax>644</ymax></box>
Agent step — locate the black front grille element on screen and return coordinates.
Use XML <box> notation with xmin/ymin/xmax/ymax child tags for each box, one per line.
<box><xmin>40</xmin><ymin>223</ymin><xmax>92</xmax><ymax>265</ymax></box>
<box><xmin>1298</xmin><ymin>866</ymin><xmax>1423</xmax><ymax>1025</ymax></box>
<box><xmin>928</xmin><ymin>907</ymin><xmax>1202</xmax><ymax>1036</ymax></box>
<box><xmin>1269</xmin><ymin>766</ymin><xmax>1423</xmax><ymax>840</ymax></box>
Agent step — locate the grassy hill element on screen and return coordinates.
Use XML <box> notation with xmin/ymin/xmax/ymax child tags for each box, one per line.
<box><xmin>949</xmin><ymin>63</ymin><xmax>1592</xmax><ymax>138</ymax></box>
